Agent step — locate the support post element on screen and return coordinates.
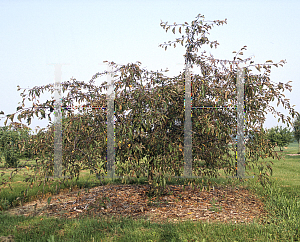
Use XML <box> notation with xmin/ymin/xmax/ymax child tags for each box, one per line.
<box><xmin>236</xmin><ymin>66</ymin><xmax>245</xmax><ymax>178</ymax></box>
<box><xmin>106</xmin><ymin>64</ymin><xmax>116</xmax><ymax>179</ymax></box>
<box><xmin>183</xmin><ymin>63</ymin><xmax>193</xmax><ymax>178</ymax></box>
<box><xmin>46</xmin><ymin>63</ymin><xmax>70</xmax><ymax>179</ymax></box>
<box><xmin>53</xmin><ymin>64</ymin><xmax>62</xmax><ymax>178</ymax></box>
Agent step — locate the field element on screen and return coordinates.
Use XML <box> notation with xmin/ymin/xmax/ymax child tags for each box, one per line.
<box><xmin>0</xmin><ymin>142</ymin><xmax>299</xmax><ymax>241</ymax></box>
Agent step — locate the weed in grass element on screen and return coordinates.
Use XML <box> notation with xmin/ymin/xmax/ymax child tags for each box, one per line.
<box><xmin>0</xmin><ymin>198</ymin><xmax>10</xmax><ymax>211</ymax></box>
<box><xmin>47</xmin><ymin>235</ymin><xmax>55</xmax><ymax>242</ymax></box>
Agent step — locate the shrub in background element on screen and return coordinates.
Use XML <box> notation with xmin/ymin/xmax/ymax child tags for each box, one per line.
<box><xmin>0</xmin><ymin>124</ymin><xmax>32</xmax><ymax>168</ymax></box>
<box><xmin>293</xmin><ymin>114</ymin><xmax>300</xmax><ymax>153</ymax></box>
<box><xmin>267</xmin><ymin>126</ymin><xmax>294</xmax><ymax>151</ymax></box>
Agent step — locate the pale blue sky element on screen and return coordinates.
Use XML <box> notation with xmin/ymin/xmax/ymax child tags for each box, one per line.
<box><xmin>0</xmin><ymin>0</ymin><xmax>299</xmax><ymax>132</ymax></box>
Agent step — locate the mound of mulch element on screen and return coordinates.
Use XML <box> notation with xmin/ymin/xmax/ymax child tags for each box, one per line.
<box><xmin>2</xmin><ymin>184</ymin><xmax>270</xmax><ymax>224</ymax></box>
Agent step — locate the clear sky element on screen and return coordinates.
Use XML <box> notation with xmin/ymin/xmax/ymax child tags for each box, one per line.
<box><xmin>0</xmin><ymin>0</ymin><xmax>299</xmax><ymax>133</ymax></box>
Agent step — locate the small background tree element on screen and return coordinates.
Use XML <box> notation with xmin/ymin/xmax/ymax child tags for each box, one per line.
<box><xmin>293</xmin><ymin>114</ymin><xmax>300</xmax><ymax>154</ymax></box>
<box><xmin>0</xmin><ymin>122</ymin><xmax>32</xmax><ymax>168</ymax></box>
<box><xmin>267</xmin><ymin>126</ymin><xmax>294</xmax><ymax>151</ymax></box>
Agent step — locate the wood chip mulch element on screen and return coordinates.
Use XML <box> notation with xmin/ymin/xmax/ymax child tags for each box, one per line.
<box><xmin>3</xmin><ymin>184</ymin><xmax>270</xmax><ymax>224</ymax></box>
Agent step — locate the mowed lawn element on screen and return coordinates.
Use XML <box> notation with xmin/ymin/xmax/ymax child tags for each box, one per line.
<box><xmin>0</xmin><ymin>141</ymin><xmax>299</xmax><ymax>241</ymax></box>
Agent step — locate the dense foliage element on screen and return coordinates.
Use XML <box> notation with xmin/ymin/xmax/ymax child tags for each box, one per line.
<box><xmin>293</xmin><ymin>114</ymin><xmax>300</xmax><ymax>153</ymax></box>
<box><xmin>0</xmin><ymin>123</ymin><xmax>32</xmax><ymax>168</ymax></box>
<box><xmin>267</xmin><ymin>126</ymin><xmax>294</xmax><ymax>151</ymax></box>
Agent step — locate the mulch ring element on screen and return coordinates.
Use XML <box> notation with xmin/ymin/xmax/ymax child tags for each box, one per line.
<box><xmin>3</xmin><ymin>184</ymin><xmax>269</xmax><ymax>224</ymax></box>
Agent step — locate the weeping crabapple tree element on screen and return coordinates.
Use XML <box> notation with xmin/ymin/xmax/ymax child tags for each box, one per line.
<box><xmin>0</xmin><ymin>14</ymin><xmax>298</xmax><ymax>198</ymax></box>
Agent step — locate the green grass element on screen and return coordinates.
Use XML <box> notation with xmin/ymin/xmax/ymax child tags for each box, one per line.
<box><xmin>0</xmin><ymin>142</ymin><xmax>300</xmax><ymax>241</ymax></box>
